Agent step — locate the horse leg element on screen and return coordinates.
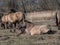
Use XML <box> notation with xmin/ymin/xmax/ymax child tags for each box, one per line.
<box><xmin>16</xmin><ymin>22</ymin><xmax>19</xmax><ymax>29</ymax></box>
<box><xmin>11</xmin><ymin>23</ymin><xmax>16</xmax><ymax>33</ymax></box>
<box><xmin>7</xmin><ymin>23</ymin><xmax>9</xmax><ymax>29</ymax></box>
<box><xmin>14</xmin><ymin>23</ymin><xmax>16</xmax><ymax>32</ymax></box>
<box><xmin>55</xmin><ymin>14</ymin><xmax>58</xmax><ymax>26</ymax></box>
<box><xmin>8</xmin><ymin>23</ymin><xmax>11</xmax><ymax>29</ymax></box>
<box><xmin>0</xmin><ymin>22</ymin><xmax>2</xmax><ymax>29</ymax></box>
<box><xmin>4</xmin><ymin>23</ymin><xmax>6</xmax><ymax>29</ymax></box>
<box><xmin>17</xmin><ymin>21</ymin><xmax>22</xmax><ymax>30</ymax></box>
<box><xmin>8</xmin><ymin>23</ymin><xmax>13</xmax><ymax>32</ymax></box>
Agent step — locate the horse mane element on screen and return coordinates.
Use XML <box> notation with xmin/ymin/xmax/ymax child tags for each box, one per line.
<box><xmin>9</xmin><ymin>8</ymin><xmax>17</xmax><ymax>13</ymax></box>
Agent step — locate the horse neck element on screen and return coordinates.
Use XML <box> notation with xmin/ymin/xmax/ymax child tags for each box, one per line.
<box><xmin>26</xmin><ymin>22</ymin><xmax>34</xmax><ymax>29</ymax></box>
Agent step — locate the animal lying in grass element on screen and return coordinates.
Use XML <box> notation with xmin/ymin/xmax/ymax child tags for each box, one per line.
<box><xmin>25</xmin><ymin>24</ymin><xmax>51</xmax><ymax>36</ymax></box>
<box><xmin>30</xmin><ymin>25</ymin><xmax>51</xmax><ymax>35</ymax></box>
<box><xmin>16</xmin><ymin>20</ymin><xmax>34</xmax><ymax>36</ymax></box>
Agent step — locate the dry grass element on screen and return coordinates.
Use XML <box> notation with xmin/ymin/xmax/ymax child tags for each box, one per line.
<box><xmin>0</xmin><ymin>12</ymin><xmax>59</xmax><ymax>45</ymax></box>
<box><xmin>0</xmin><ymin>20</ymin><xmax>59</xmax><ymax>45</ymax></box>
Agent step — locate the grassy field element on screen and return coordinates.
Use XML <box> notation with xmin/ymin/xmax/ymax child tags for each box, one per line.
<box><xmin>0</xmin><ymin>19</ymin><xmax>60</xmax><ymax>45</ymax></box>
<box><xmin>0</xmin><ymin>13</ymin><xmax>59</xmax><ymax>45</ymax></box>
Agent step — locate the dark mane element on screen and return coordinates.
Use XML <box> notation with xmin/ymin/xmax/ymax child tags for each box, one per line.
<box><xmin>9</xmin><ymin>8</ymin><xmax>17</xmax><ymax>13</ymax></box>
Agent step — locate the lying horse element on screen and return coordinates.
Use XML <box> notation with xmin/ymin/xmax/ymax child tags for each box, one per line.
<box><xmin>16</xmin><ymin>20</ymin><xmax>34</xmax><ymax>36</ymax></box>
<box><xmin>30</xmin><ymin>25</ymin><xmax>50</xmax><ymax>36</ymax></box>
<box><xmin>25</xmin><ymin>24</ymin><xmax>51</xmax><ymax>36</ymax></box>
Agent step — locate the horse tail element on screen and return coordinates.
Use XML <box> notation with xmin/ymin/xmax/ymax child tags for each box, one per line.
<box><xmin>55</xmin><ymin>12</ymin><xmax>58</xmax><ymax>26</ymax></box>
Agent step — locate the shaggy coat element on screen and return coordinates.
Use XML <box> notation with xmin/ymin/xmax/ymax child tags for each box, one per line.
<box><xmin>25</xmin><ymin>20</ymin><xmax>34</xmax><ymax>35</ymax></box>
<box><xmin>25</xmin><ymin>24</ymin><xmax>50</xmax><ymax>36</ymax></box>
<box><xmin>1</xmin><ymin>12</ymin><xmax>23</xmax><ymax>32</ymax></box>
<box><xmin>1</xmin><ymin>12</ymin><xmax>23</xmax><ymax>23</ymax></box>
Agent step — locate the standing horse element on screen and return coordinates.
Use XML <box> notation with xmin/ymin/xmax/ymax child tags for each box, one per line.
<box><xmin>55</xmin><ymin>11</ymin><xmax>60</xmax><ymax>30</ymax></box>
<box><xmin>1</xmin><ymin>12</ymin><xmax>23</xmax><ymax>32</ymax></box>
<box><xmin>55</xmin><ymin>11</ymin><xmax>60</xmax><ymax>26</ymax></box>
<box><xmin>1</xmin><ymin>12</ymin><xmax>23</xmax><ymax>23</ymax></box>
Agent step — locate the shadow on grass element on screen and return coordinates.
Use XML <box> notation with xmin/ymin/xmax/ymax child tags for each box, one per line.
<box><xmin>43</xmin><ymin>30</ymin><xmax>57</xmax><ymax>34</ymax></box>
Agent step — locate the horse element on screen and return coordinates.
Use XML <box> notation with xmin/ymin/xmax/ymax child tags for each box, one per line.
<box><xmin>25</xmin><ymin>24</ymin><xmax>51</xmax><ymax>36</ymax></box>
<box><xmin>55</xmin><ymin>11</ymin><xmax>60</xmax><ymax>30</ymax></box>
<box><xmin>1</xmin><ymin>12</ymin><xmax>23</xmax><ymax>32</ymax></box>
<box><xmin>1</xmin><ymin>12</ymin><xmax>23</xmax><ymax>23</ymax></box>
<box><xmin>16</xmin><ymin>20</ymin><xmax>34</xmax><ymax>36</ymax></box>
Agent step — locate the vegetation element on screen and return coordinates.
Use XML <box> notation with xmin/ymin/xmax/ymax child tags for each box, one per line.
<box><xmin>0</xmin><ymin>0</ymin><xmax>60</xmax><ymax>12</ymax></box>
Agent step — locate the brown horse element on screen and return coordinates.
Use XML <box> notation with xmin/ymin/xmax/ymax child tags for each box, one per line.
<box><xmin>25</xmin><ymin>20</ymin><xmax>34</xmax><ymax>35</ymax></box>
<box><xmin>56</xmin><ymin>11</ymin><xmax>60</xmax><ymax>26</ymax></box>
<box><xmin>16</xmin><ymin>20</ymin><xmax>34</xmax><ymax>36</ymax></box>
<box><xmin>55</xmin><ymin>11</ymin><xmax>60</xmax><ymax>30</ymax></box>
<box><xmin>1</xmin><ymin>12</ymin><xmax>23</xmax><ymax>23</ymax></box>
<box><xmin>25</xmin><ymin>24</ymin><xmax>50</xmax><ymax>36</ymax></box>
<box><xmin>1</xmin><ymin>12</ymin><xmax>23</xmax><ymax>32</ymax></box>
